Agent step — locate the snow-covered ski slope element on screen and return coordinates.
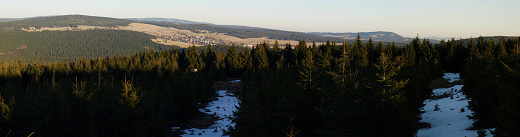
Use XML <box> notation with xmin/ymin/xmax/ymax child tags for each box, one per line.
<box><xmin>417</xmin><ymin>73</ymin><xmax>494</xmax><ymax>137</ymax></box>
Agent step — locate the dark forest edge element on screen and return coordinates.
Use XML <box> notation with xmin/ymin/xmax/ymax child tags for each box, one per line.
<box><xmin>0</xmin><ymin>30</ymin><xmax>174</xmax><ymax>62</ymax></box>
<box><xmin>0</xmin><ymin>15</ymin><xmax>132</xmax><ymax>31</ymax></box>
<box><xmin>0</xmin><ymin>35</ymin><xmax>519</xmax><ymax>137</ymax></box>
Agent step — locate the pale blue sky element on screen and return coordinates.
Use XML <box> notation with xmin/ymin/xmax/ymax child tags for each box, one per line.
<box><xmin>1</xmin><ymin>0</ymin><xmax>518</xmax><ymax>38</ymax></box>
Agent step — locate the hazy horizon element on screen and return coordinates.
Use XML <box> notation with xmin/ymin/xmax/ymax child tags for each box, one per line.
<box><xmin>1</xmin><ymin>0</ymin><xmax>519</xmax><ymax>38</ymax></box>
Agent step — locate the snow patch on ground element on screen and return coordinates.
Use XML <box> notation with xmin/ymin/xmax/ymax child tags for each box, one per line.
<box><xmin>442</xmin><ymin>73</ymin><xmax>460</xmax><ymax>83</ymax></box>
<box><xmin>432</xmin><ymin>85</ymin><xmax>463</xmax><ymax>96</ymax></box>
<box><xmin>417</xmin><ymin>73</ymin><xmax>494</xmax><ymax>137</ymax></box>
<box><xmin>173</xmin><ymin>90</ymin><xmax>240</xmax><ymax>137</ymax></box>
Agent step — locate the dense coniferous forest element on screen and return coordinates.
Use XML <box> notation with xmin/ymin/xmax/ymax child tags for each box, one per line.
<box><xmin>230</xmin><ymin>37</ymin><xmax>444</xmax><ymax>137</ymax></box>
<box><xmin>461</xmin><ymin>37</ymin><xmax>520</xmax><ymax>136</ymax></box>
<box><xmin>0</xmin><ymin>33</ymin><xmax>519</xmax><ymax>136</ymax></box>
<box><xmin>0</xmin><ymin>47</ymin><xmax>226</xmax><ymax>136</ymax></box>
<box><xmin>0</xmin><ymin>30</ymin><xmax>173</xmax><ymax>62</ymax></box>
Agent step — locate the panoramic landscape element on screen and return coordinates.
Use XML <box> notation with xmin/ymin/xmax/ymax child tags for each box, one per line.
<box><xmin>1</xmin><ymin>0</ymin><xmax>519</xmax><ymax>137</ymax></box>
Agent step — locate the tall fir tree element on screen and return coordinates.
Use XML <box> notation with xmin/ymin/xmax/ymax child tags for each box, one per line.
<box><xmin>253</xmin><ymin>42</ymin><xmax>270</xmax><ymax>70</ymax></box>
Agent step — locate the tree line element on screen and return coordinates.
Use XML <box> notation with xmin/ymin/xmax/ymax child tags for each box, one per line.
<box><xmin>0</xmin><ymin>34</ymin><xmax>519</xmax><ymax>136</ymax></box>
<box><xmin>0</xmin><ymin>30</ymin><xmax>172</xmax><ymax>62</ymax></box>
<box><xmin>461</xmin><ymin>36</ymin><xmax>520</xmax><ymax>136</ymax></box>
<box><xmin>0</xmin><ymin>47</ymin><xmax>225</xmax><ymax>136</ymax></box>
<box><xmin>229</xmin><ymin>36</ymin><xmax>520</xmax><ymax>137</ymax></box>
<box><xmin>230</xmin><ymin>36</ymin><xmax>443</xmax><ymax>136</ymax></box>
<box><xmin>0</xmin><ymin>15</ymin><xmax>132</xmax><ymax>31</ymax></box>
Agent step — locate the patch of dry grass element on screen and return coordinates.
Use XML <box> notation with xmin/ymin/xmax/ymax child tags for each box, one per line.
<box><xmin>151</xmin><ymin>38</ymin><xmax>203</xmax><ymax>48</ymax></box>
<box><xmin>20</xmin><ymin>22</ymin><xmax>308</xmax><ymax>47</ymax></box>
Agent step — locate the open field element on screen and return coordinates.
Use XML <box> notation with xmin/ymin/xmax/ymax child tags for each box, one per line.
<box><xmin>119</xmin><ymin>23</ymin><xmax>303</xmax><ymax>46</ymax></box>
<box><xmin>18</xmin><ymin>22</ymin><xmax>305</xmax><ymax>47</ymax></box>
<box><xmin>151</xmin><ymin>38</ymin><xmax>203</xmax><ymax>48</ymax></box>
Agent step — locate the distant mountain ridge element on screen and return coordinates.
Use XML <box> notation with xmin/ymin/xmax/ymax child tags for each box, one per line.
<box><xmin>125</xmin><ymin>17</ymin><xmax>208</xmax><ymax>25</ymax></box>
<box><xmin>309</xmin><ymin>31</ymin><xmax>410</xmax><ymax>42</ymax></box>
<box><xmin>426</xmin><ymin>36</ymin><xmax>452</xmax><ymax>41</ymax></box>
<box><xmin>124</xmin><ymin>17</ymin><xmax>261</xmax><ymax>29</ymax></box>
<box><xmin>0</xmin><ymin>15</ymin><xmax>132</xmax><ymax>31</ymax></box>
<box><xmin>0</xmin><ymin>18</ymin><xmax>24</xmax><ymax>23</ymax></box>
<box><xmin>124</xmin><ymin>17</ymin><xmax>410</xmax><ymax>43</ymax></box>
<box><xmin>4</xmin><ymin>15</ymin><xmax>517</xmax><ymax>44</ymax></box>
<box><xmin>1</xmin><ymin>15</ymin><xmax>415</xmax><ymax>45</ymax></box>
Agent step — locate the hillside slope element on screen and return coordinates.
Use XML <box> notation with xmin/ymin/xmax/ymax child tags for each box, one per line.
<box><xmin>125</xmin><ymin>17</ymin><xmax>208</xmax><ymax>24</ymax></box>
<box><xmin>0</xmin><ymin>18</ymin><xmax>24</xmax><ymax>23</ymax></box>
<box><xmin>309</xmin><ymin>31</ymin><xmax>410</xmax><ymax>42</ymax></box>
<box><xmin>128</xmin><ymin>18</ymin><xmax>411</xmax><ymax>43</ymax></box>
<box><xmin>0</xmin><ymin>15</ymin><xmax>132</xmax><ymax>31</ymax></box>
<box><xmin>0</xmin><ymin>15</ymin><xmax>175</xmax><ymax>62</ymax></box>
<box><xmin>147</xmin><ymin>22</ymin><xmax>344</xmax><ymax>42</ymax></box>
<box><xmin>0</xmin><ymin>30</ymin><xmax>172</xmax><ymax>62</ymax></box>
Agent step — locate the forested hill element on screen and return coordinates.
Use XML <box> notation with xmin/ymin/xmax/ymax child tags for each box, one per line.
<box><xmin>309</xmin><ymin>31</ymin><xmax>410</xmax><ymax>42</ymax></box>
<box><xmin>1</xmin><ymin>15</ymin><xmax>412</xmax><ymax>43</ymax></box>
<box><xmin>0</xmin><ymin>15</ymin><xmax>415</xmax><ymax>63</ymax></box>
<box><xmin>0</xmin><ymin>18</ymin><xmax>23</xmax><ymax>23</ymax></box>
<box><xmin>0</xmin><ymin>15</ymin><xmax>176</xmax><ymax>62</ymax></box>
<box><xmin>145</xmin><ymin>22</ymin><xmax>346</xmax><ymax>42</ymax></box>
<box><xmin>128</xmin><ymin>18</ymin><xmax>412</xmax><ymax>43</ymax></box>
<box><xmin>457</xmin><ymin>36</ymin><xmax>519</xmax><ymax>44</ymax></box>
<box><xmin>0</xmin><ymin>30</ymin><xmax>172</xmax><ymax>62</ymax></box>
<box><xmin>0</xmin><ymin>15</ymin><xmax>132</xmax><ymax>31</ymax></box>
<box><xmin>124</xmin><ymin>17</ymin><xmax>208</xmax><ymax>25</ymax></box>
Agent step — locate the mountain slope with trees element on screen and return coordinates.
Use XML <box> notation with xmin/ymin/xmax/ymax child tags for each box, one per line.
<box><xmin>0</xmin><ymin>30</ymin><xmax>173</xmax><ymax>62</ymax></box>
<box><xmin>309</xmin><ymin>31</ymin><xmax>410</xmax><ymax>42</ymax></box>
<box><xmin>0</xmin><ymin>15</ymin><xmax>175</xmax><ymax>62</ymax></box>
<box><xmin>128</xmin><ymin>17</ymin><xmax>412</xmax><ymax>43</ymax></box>
<box><xmin>0</xmin><ymin>15</ymin><xmax>132</xmax><ymax>31</ymax></box>
<box><xmin>146</xmin><ymin>22</ymin><xmax>344</xmax><ymax>42</ymax></box>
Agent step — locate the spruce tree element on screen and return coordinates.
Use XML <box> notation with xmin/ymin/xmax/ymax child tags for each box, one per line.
<box><xmin>0</xmin><ymin>93</ymin><xmax>11</xmax><ymax>127</ymax></box>
<box><xmin>496</xmin><ymin>38</ymin><xmax>507</xmax><ymax>58</ymax></box>
<box><xmin>284</xmin><ymin>43</ymin><xmax>295</xmax><ymax>68</ymax></box>
<box><xmin>404</xmin><ymin>41</ymin><xmax>417</xmax><ymax>66</ymax></box>
<box><xmin>253</xmin><ymin>43</ymin><xmax>269</xmax><ymax>70</ymax></box>
<box><xmin>477</xmin><ymin>36</ymin><xmax>485</xmax><ymax>52</ymax></box>
<box><xmin>225</xmin><ymin>46</ymin><xmax>244</xmax><ymax>77</ymax></box>
<box><xmin>468</xmin><ymin>37</ymin><xmax>481</xmax><ymax>60</ymax></box>
<box><xmin>273</xmin><ymin>40</ymin><xmax>280</xmax><ymax>53</ymax></box>
<box><xmin>203</xmin><ymin>45</ymin><xmax>216</xmax><ymax>71</ymax></box>
<box><xmin>485</xmin><ymin>37</ymin><xmax>495</xmax><ymax>58</ymax></box>
<box><xmin>514</xmin><ymin>37</ymin><xmax>520</xmax><ymax>54</ymax></box>
<box><xmin>330</xmin><ymin>42</ymin><xmax>356</xmax><ymax>90</ymax></box>
<box><xmin>322</xmin><ymin>42</ymin><xmax>359</xmax><ymax>136</ymax></box>
<box><xmin>270</xmin><ymin>40</ymin><xmax>281</xmax><ymax>69</ymax></box>
<box><xmin>298</xmin><ymin>49</ymin><xmax>316</xmax><ymax>89</ymax></box>
<box><xmin>353</xmin><ymin>35</ymin><xmax>369</xmax><ymax>68</ymax></box>
<box><xmin>295</xmin><ymin>39</ymin><xmax>308</xmax><ymax>66</ymax></box>
<box><xmin>375</xmin><ymin>47</ymin><xmax>408</xmax><ymax>106</ymax></box>
<box><xmin>185</xmin><ymin>46</ymin><xmax>205</xmax><ymax>71</ymax></box>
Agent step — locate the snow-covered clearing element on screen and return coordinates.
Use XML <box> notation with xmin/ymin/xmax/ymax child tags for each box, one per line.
<box><xmin>442</xmin><ymin>73</ymin><xmax>460</xmax><ymax>83</ymax></box>
<box><xmin>173</xmin><ymin>89</ymin><xmax>240</xmax><ymax>137</ymax></box>
<box><xmin>417</xmin><ymin>73</ymin><xmax>494</xmax><ymax>137</ymax></box>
